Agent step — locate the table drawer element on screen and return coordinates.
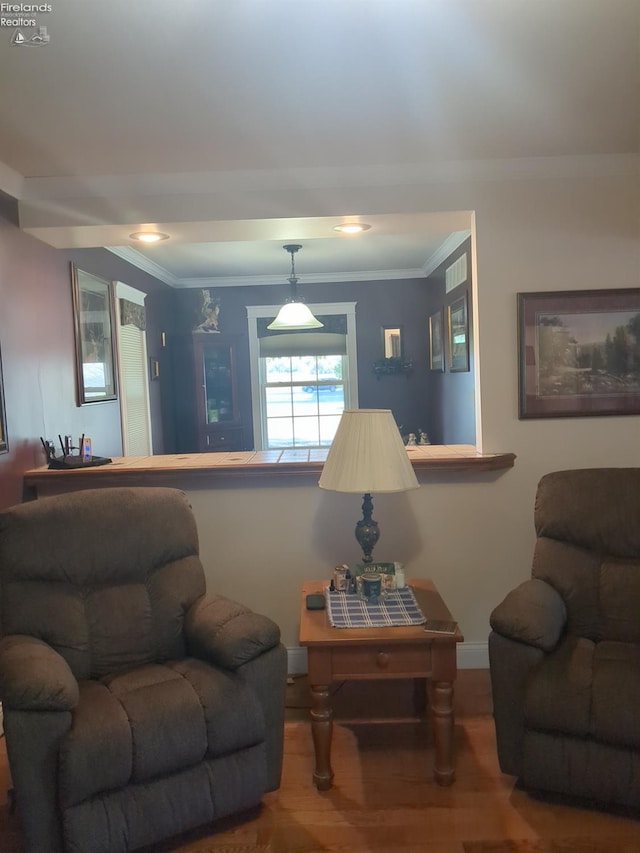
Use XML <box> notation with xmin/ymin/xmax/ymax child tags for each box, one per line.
<box><xmin>331</xmin><ymin>643</ymin><xmax>432</xmax><ymax>678</ymax></box>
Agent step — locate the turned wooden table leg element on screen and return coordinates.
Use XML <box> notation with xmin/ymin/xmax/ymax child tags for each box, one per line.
<box><xmin>431</xmin><ymin>680</ymin><xmax>455</xmax><ymax>785</ymax></box>
<box><xmin>310</xmin><ymin>683</ymin><xmax>334</xmax><ymax>790</ymax></box>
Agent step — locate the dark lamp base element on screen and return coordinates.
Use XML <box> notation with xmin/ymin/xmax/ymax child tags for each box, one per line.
<box><xmin>355</xmin><ymin>493</ymin><xmax>380</xmax><ymax>564</ymax></box>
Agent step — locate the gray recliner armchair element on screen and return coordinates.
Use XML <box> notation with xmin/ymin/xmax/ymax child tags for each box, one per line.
<box><xmin>0</xmin><ymin>486</ymin><xmax>288</xmax><ymax>853</ymax></box>
<box><xmin>489</xmin><ymin>468</ymin><xmax>640</xmax><ymax>808</ymax></box>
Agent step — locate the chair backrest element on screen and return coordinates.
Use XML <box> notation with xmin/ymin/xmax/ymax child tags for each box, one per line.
<box><xmin>532</xmin><ymin>468</ymin><xmax>640</xmax><ymax>644</ymax></box>
<box><xmin>0</xmin><ymin>487</ymin><xmax>206</xmax><ymax>680</ymax></box>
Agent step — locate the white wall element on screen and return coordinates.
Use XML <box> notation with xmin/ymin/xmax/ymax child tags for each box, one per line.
<box><xmin>181</xmin><ymin>159</ymin><xmax>640</xmax><ymax>667</ymax></box>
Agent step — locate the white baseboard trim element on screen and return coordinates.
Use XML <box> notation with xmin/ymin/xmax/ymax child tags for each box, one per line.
<box><xmin>287</xmin><ymin>641</ymin><xmax>488</xmax><ymax>676</ymax></box>
<box><xmin>457</xmin><ymin>642</ymin><xmax>489</xmax><ymax>669</ymax></box>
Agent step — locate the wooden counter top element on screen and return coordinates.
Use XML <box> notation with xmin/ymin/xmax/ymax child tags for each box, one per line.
<box><xmin>23</xmin><ymin>445</ymin><xmax>515</xmax><ymax>499</ymax></box>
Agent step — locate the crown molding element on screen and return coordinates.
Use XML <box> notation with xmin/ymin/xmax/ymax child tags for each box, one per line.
<box><xmin>176</xmin><ymin>268</ymin><xmax>427</xmax><ymax>289</ymax></box>
<box><xmin>107</xmin><ymin>246</ymin><xmax>431</xmax><ymax>289</ymax></box>
<box><xmin>422</xmin><ymin>230</ymin><xmax>470</xmax><ymax>278</ymax></box>
<box><xmin>106</xmin><ymin>246</ymin><xmax>181</xmax><ymax>287</ymax></box>
<box><xmin>110</xmin><ymin>235</ymin><xmax>471</xmax><ymax>290</ymax></box>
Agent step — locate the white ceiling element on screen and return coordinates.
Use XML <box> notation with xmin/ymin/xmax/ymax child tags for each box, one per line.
<box><xmin>0</xmin><ymin>0</ymin><xmax>637</xmax><ymax>287</ymax></box>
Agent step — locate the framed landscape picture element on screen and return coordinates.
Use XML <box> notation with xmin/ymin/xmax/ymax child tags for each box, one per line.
<box><xmin>518</xmin><ymin>288</ymin><xmax>640</xmax><ymax>419</ymax></box>
<box><xmin>429</xmin><ymin>310</ymin><xmax>444</xmax><ymax>371</ymax></box>
<box><xmin>447</xmin><ymin>294</ymin><xmax>469</xmax><ymax>372</ymax></box>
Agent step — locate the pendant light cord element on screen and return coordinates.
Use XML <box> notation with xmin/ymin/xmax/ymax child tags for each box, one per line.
<box><xmin>286</xmin><ymin>244</ymin><xmax>300</xmax><ymax>300</ymax></box>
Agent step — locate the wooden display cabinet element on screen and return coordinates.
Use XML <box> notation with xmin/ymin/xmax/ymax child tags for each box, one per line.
<box><xmin>192</xmin><ymin>334</ymin><xmax>246</xmax><ymax>451</ymax></box>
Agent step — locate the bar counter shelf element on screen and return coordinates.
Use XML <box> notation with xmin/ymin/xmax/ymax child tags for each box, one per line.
<box><xmin>23</xmin><ymin>446</ymin><xmax>516</xmax><ymax>500</ymax></box>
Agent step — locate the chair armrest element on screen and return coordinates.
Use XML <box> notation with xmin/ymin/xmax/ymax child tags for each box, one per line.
<box><xmin>0</xmin><ymin>635</ymin><xmax>79</xmax><ymax>711</ymax></box>
<box><xmin>490</xmin><ymin>578</ymin><xmax>567</xmax><ymax>652</ymax></box>
<box><xmin>185</xmin><ymin>594</ymin><xmax>281</xmax><ymax>670</ymax></box>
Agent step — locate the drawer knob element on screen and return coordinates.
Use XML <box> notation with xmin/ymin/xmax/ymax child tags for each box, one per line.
<box><xmin>376</xmin><ymin>651</ymin><xmax>390</xmax><ymax>668</ymax></box>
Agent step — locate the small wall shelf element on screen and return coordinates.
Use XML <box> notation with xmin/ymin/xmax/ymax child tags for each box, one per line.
<box><xmin>372</xmin><ymin>357</ymin><xmax>414</xmax><ymax>379</ymax></box>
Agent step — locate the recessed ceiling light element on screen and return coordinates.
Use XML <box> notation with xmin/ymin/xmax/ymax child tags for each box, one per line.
<box><xmin>333</xmin><ymin>223</ymin><xmax>371</xmax><ymax>234</ymax></box>
<box><xmin>129</xmin><ymin>232</ymin><xmax>170</xmax><ymax>243</ymax></box>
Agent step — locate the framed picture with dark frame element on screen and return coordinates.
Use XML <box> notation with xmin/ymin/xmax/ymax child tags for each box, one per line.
<box><xmin>428</xmin><ymin>310</ymin><xmax>444</xmax><ymax>371</ymax></box>
<box><xmin>518</xmin><ymin>288</ymin><xmax>640</xmax><ymax>419</ymax></box>
<box><xmin>448</xmin><ymin>294</ymin><xmax>469</xmax><ymax>372</ymax></box>
<box><xmin>0</xmin><ymin>342</ymin><xmax>8</xmax><ymax>453</ymax></box>
<box><xmin>71</xmin><ymin>264</ymin><xmax>118</xmax><ymax>405</ymax></box>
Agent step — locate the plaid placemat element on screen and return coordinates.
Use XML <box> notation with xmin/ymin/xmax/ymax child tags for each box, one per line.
<box><xmin>324</xmin><ymin>585</ymin><xmax>426</xmax><ymax>628</ymax></box>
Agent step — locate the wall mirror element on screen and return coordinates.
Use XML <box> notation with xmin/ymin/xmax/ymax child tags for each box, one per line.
<box><xmin>71</xmin><ymin>264</ymin><xmax>118</xmax><ymax>405</ymax></box>
<box><xmin>382</xmin><ymin>326</ymin><xmax>403</xmax><ymax>358</ymax></box>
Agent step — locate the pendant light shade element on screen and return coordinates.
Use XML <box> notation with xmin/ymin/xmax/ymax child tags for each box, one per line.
<box><xmin>267</xmin><ymin>244</ymin><xmax>323</xmax><ymax>331</ymax></box>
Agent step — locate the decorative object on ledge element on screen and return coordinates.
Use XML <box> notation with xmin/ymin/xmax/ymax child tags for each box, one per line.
<box><xmin>318</xmin><ymin>409</ymin><xmax>419</xmax><ymax>564</ymax></box>
<box><xmin>372</xmin><ymin>356</ymin><xmax>414</xmax><ymax>378</ymax></box>
<box><xmin>518</xmin><ymin>288</ymin><xmax>640</xmax><ymax>418</ymax></box>
<box><xmin>194</xmin><ymin>289</ymin><xmax>221</xmax><ymax>333</ymax></box>
<box><xmin>401</xmin><ymin>428</ymin><xmax>430</xmax><ymax>446</ymax></box>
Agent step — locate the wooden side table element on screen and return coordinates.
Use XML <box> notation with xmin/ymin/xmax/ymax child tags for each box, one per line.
<box><xmin>299</xmin><ymin>578</ymin><xmax>463</xmax><ymax>791</ymax></box>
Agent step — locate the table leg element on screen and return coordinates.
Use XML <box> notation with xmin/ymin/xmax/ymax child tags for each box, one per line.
<box><xmin>309</xmin><ymin>683</ymin><xmax>334</xmax><ymax>790</ymax></box>
<box><xmin>431</xmin><ymin>680</ymin><xmax>455</xmax><ymax>785</ymax></box>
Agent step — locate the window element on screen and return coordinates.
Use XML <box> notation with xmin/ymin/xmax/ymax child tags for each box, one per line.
<box><xmin>262</xmin><ymin>354</ymin><xmax>345</xmax><ymax>448</ymax></box>
<box><xmin>247</xmin><ymin>303</ymin><xmax>358</xmax><ymax>450</ymax></box>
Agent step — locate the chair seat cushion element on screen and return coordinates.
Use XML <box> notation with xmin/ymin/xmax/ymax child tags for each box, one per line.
<box><xmin>524</xmin><ymin>637</ymin><xmax>640</xmax><ymax>749</ymax></box>
<box><xmin>59</xmin><ymin>659</ymin><xmax>265</xmax><ymax>807</ymax></box>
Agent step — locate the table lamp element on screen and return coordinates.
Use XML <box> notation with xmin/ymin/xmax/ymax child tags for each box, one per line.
<box><xmin>318</xmin><ymin>409</ymin><xmax>419</xmax><ymax>563</ymax></box>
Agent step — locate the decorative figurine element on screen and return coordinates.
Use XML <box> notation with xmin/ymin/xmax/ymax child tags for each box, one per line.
<box><xmin>406</xmin><ymin>432</ymin><xmax>417</xmax><ymax>446</ymax></box>
<box><xmin>195</xmin><ymin>289</ymin><xmax>221</xmax><ymax>333</ymax></box>
<box><xmin>418</xmin><ymin>430</ymin><xmax>431</xmax><ymax>445</ymax></box>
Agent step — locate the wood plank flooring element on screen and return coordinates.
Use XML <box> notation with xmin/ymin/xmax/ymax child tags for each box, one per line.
<box><xmin>0</xmin><ymin>671</ymin><xmax>638</xmax><ymax>852</ymax></box>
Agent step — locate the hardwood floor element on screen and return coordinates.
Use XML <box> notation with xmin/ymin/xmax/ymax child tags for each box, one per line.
<box><xmin>0</xmin><ymin>672</ymin><xmax>638</xmax><ymax>852</ymax></box>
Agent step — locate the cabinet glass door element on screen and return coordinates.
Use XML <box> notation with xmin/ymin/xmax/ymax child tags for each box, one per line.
<box><xmin>203</xmin><ymin>346</ymin><xmax>235</xmax><ymax>424</ymax></box>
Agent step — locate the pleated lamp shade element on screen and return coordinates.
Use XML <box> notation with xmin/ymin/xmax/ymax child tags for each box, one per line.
<box><xmin>319</xmin><ymin>409</ymin><xmax>419</xmax><ymax>494</ymax></box>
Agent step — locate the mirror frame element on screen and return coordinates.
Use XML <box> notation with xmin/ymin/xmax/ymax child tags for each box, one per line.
<box><xmin>382</xmin><ymin>325</ymin><xmax>403</xmax><ymax>359</ymax></box>
<box><xmin>71</xmin><ymin>264</ymin><xmax>118</xmax><ymax>405</ymax></box>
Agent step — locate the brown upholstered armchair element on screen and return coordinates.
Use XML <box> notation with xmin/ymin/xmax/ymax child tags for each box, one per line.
<box><xmin>0</xmin><ymin>487</ymin><xmax>288</xmax><ymax>853</ymax></box>
<box><xmin>489</xmin><ymin>468</ymin><xmax>640</xmax><ymax>808</ymax></box>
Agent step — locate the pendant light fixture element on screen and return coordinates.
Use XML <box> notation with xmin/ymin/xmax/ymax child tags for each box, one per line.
<box><xmin>267</xmin><ymin>244</ymin><xmax>324</xmax><ymax>330</ymax></box>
